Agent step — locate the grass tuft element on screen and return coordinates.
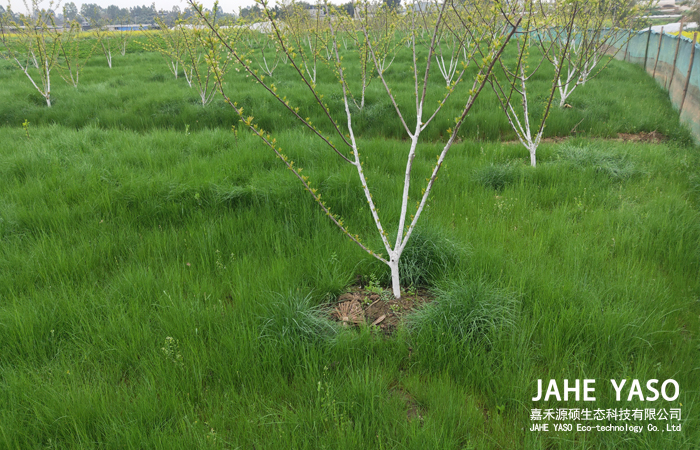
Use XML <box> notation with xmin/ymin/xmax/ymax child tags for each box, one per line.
<box><xmin>556</xmin><ymin>143</ymin><xmax>642</xmax><ymax>180</ymax></box>
<box><xmin>473</xmin><ymin>162</ymin><xmax>522</xmax><ymax>191</ymax></box>
<box><xmin>399</xmin><ymin>227</ymin><xmax>467</xmax><ymax>288</ymax></box>
<box><xmin>259</xmin><ymin>291</ymin><xmax>339</xmax><ymax>346</ymax></box>
<box><xmin>406</xmin><ymin>278</ymin><xmax>518</xmax><ymax>349</ymax></box>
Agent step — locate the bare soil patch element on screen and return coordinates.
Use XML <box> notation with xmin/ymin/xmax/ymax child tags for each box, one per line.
<box><xmin>328</xmin><ymin>286</ymin><xmax>433</xmax><ymax>335</ymax></box>
<box><xmin>503</xmin><ymin>131</ymin><xmax>668</xmax><ymax>145</ymax></box>
<box><xmin>614</xmin><ymin>131</ymin><xmax>667</xmax><ymax>143</ymax></box>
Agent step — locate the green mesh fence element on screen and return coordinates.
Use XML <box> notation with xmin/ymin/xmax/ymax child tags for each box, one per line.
<box><xmin>609</xmin><ymin>29</ymin><xmax>700</xmax><ymax>143</ymax></box>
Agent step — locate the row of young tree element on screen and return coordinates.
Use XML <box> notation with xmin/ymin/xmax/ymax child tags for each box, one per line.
<box><xmin>0</xmin><ymin>0</ymin><xmax>236</xmax><ymax>105</ymax></box>
<box><xmin>183</xmin><ymin>0</ymin><xmax>646</xmax><ymax>297</ymax></box>
<box><xmin>0</xmin><ymin>1</ymin><xmax>144</xmax><ymax>105</ymax></box>
<box><xmin>0</xmin><ymin>0</ymin><xmax>648</xmax><ymax>296</ymax></box>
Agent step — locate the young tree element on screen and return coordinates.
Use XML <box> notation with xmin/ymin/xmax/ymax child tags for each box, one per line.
<box><xmin>91</xmin><ymin>17</ymin><xmax>114</xmax><ymax>68</ymax></box>
<box><xmin>56</xmin><ymin>19</ymin><xmax>96</xmax><ymax>87</ymax></box>
<box><xmin>278</xmin><ymin>1</ymin><xmax>325</xmax><ymax>83</ymax></box>
<box><xmin>489</xmin><ymin>0</ymin><xmax>645</xmax><ymax>168</ymax></box>
<box><xmin>115</xmin><ymin>13</ymin><xmax>133</xmax><ymax>56</ymax></box>
<box><xmin>177</xmin><ymin>10</ymin><xmax>235</xmax><ymax>106</ymax></box>
<box><xmin>188</xmin><ymin>0</ymin><xmax>523</xmax><ymax>298</ymax></box>
<box><xmin>545</xmin><ymin>0</ymin><xmax>640</xmax><ymax>108</ymax></box>
<box><xmin>433</xmin><ymin>7</ymin><xmax>472</xmax><ymax>86</ymax></box>
<box><xmin>246</xmin><ymin>27</ymin><xmax>282</xmax><ymax>77</ymax></box>
<box><xmin>142</xmin><ymin>16</ymin><xmax>184</xmax><ymax>79</ymax></box>
<box><xmin>0</xmin><ymin>0</ymin><xmax>61</xmax><ymax>106</ymax></box>
<box><xmin>362</xmin><ymin>1</ymin><xmax>403</xmax><ymax>74</ymax></box>
<box><xmin>488</xmin><ymin>0</ymin><xmax>593</xmax><ymax>167</ymax></box>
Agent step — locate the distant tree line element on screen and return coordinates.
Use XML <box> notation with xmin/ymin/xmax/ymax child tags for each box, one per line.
<box><xmin>0</xmin><ymin>0</ymin><xmax>403</xmax><ymax>27</ymax></box>
<box><xmin>0</xmin><ymin>2</ymin><xmax>235</xmax><ymax>27</ymax></box>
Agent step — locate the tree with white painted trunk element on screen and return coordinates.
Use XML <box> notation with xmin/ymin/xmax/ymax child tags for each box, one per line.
<box><xmin>249</xmin><ymin>28</ymin><xmax>282</xmax><ymax>77</ymax></box>
<box><xmin>116</xmin><ymin>14</ymin><xmax>132</xmax><ymax>56</ymax></box>
<box><xmin>433</xmin><ymin>7</ymin><xmax>472</xmax><ymax>87</ymax></box>
<box><xmin>91</xmin><ymin>17</ymin><xmax>114</xmax><ymax>68</ymax></box>
<box><xmin>489</xmin><ymin>0</ymin><xmax>643</xmax><ymax>167</ymax></box>
<box><xmin>280</xmin><ymin>1</ymin><xmax>325</xmax><ymax>83</ymax></box>
<box><xmin>335</xmin><ymin>8</ymin><xmax>378</xmax><ymax>110</ymax></box>
<box><xmin>177</xmin><ymin>10</ymin><xmax>235</xmax><ymax>106</ymax></box>
<box><xmin>0</xmin><ymin>0</ymin><xmax>61</xmax><ymax>107</ymax></box>
<box><xmin>56</xmin><ymin>20</ymin><xmax>97</xmax><ymax>87</ymax></box>
<box><xmin>188</xmin><ymin>0</ymin><xmax>522</xmax><ymax>298</ymax></box>
<box><xmin>488</xmin><ymin>0</ymin><xmax>579</xmax><ymax>167</ymax></box>
<box><xmin>361</xmin><ymin>1</ymin><xmax>403</xmax><ymax>75</ymax></box>
<box><xmin>142</xmin><ymin>16</ymin><xmax>184</xmax><ymax>79</ymax></box>
<box><xmin>545</xmin><ymin>0</ymin><xmax>641</xmax><ymax>108</ymax></box>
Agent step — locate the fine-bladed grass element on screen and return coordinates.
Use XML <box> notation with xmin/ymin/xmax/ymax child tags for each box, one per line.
<box><xmin>0</xmin><ymin>35</ymin><xmax>698</xmax><ymax>449</ymax></box>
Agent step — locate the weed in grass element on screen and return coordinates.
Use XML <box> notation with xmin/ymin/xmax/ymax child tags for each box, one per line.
<box><xmin>495</xmin><ymin>195</ymin><xmax>518</xmax><ymax>217</ymax></box>
<box><xmin>316</xmin><ymin>367</ymin><xmax>350</xmax><ymax>427</ymax></box>
<box><xmin>161</xmin><ymin>336</ymin><xmax>184</xmax><ymax>368</ymax></box>
<box><xmin>366</xmin><ymin>273</ymin><xmax>383</xmax><ymax>295</ymax></box>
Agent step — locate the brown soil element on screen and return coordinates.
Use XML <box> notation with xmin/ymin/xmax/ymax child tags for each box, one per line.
<box><xmin>328</xmin><ymin>286</ymin><xmax>433</xmax><ymax>335</ymax></box>
<box><xmin>504</xmin><ymin>131</ymin><xmax>668</xmax><ymax>145</ymax></box>
<box><xmin>614</xmin><ymin>131</ymin><xmax>667</xmax><ymax>143</ymax></box>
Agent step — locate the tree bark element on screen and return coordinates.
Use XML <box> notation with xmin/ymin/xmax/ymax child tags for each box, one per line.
<box><xmin>389</xmin><ymin>254</ymin><xmax>401</xmax><ymax>299</ymax></box>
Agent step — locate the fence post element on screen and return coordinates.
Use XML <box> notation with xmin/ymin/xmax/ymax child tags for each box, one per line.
<box><xmin>624</xmin><ymin>31</ymin><xmax>632</xmax><ymax>62</ymax></box>
<box><xmin>652</xmin><ymin>27</ymin><xmax>664</xmax><ymax>79</ymax></box>
<box><xmin>667</xmin><ymin>18</ymin><xmax>684</xmax><ymax>91</ymax></box>
<box><xmin>643</xmin><ymin>28</ymin><xmax>652</xmax><ymax>71</ymax></box>
<box><xmin>679</xmin><ymin>32</ymin><xmax>698</xmax><ymax>116</ymax></box>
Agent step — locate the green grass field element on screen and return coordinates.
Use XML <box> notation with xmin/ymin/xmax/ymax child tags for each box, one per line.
<box><xmin>0</xmin><ymin>35</ymin><xmax>699</xmax><ymax>449</ymax></box>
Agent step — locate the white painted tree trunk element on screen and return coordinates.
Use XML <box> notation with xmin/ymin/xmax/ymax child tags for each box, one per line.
<box><xmin>389</xmin><ymin>254</ymin><xmax>401</xmax><ymax>298</ymax></box>
<box><xmin>17</xmin><ymin>57</ymin><xmax>51</xmax><ymax>107</ymax></box>
<box><xmin>436</xmin><ymin>53</ymin><xmax>458</xmax><ymax>86</ymax></box>
<box><xmin>557</xmin><ymin>63</ymin><xmax>579</xmax><ymax>107</ymax></box>
<box><xmin>45</xmin><ymin>59</ymin><xmax>50</xmax><ymax>107</ymax></box>
<box><xmin>184</xmin><ymin>66</ymin><xmax>194</xmax><ymax>87</ymax></box>
<box><xmin>169</xmin><ymin>61</ymin><xmax>179</xmax><ymax>79</ymax></box>
<box><xmin>261</xmin><ymin>54</ymin><xmax>279</xmax><ymax>77</ymax></box>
